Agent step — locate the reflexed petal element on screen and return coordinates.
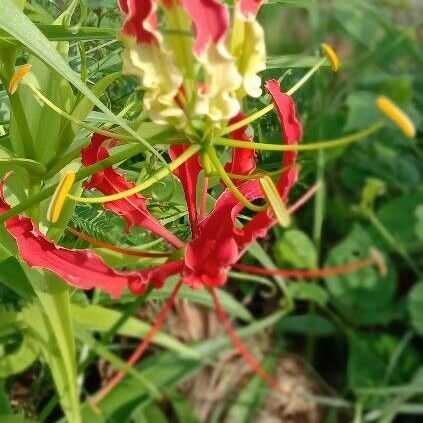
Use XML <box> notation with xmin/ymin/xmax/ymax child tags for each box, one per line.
<box><xmin>224</xmin><ymin>113</ymin><xmax>256</xmax><ymax>181</ymax></box>
<box><xmin>0</xmin><ymin>183</ymin><xmax>144</xmax><ymax>298</ymax></box>
<box><xmin>81</xmin><ymin>134</ymin><xmax>184</xmax><ymax>249</ymax></box>
<box><xmin>236</xmin><ymin>80</ymin><xmax>302</xmax><ymax>248</ymax></box>
<box><xmin>169</xmin><ymin>144</ymin><xmax>202</xmax><ymax>233</ymax></box>
<box><xmin>183</xmin><ymin>181</ymin><xmax>262</xmax><ymax>287</ymax></box>
<box><xmin>231</xmin><ymin>0</ymin><xmax>266</xmax><ymax>98</ymax></box>
<box><xmin>181</xmin><ymin>0</ymin><xmax>242</xmax><ymax>121</ymax></box>
<box><xmin>128</xmin><ymin>261</ymin><xmax>184</xmax><ymax>294</ymax></box>
<box><xmin>265</xmin><ymin>79</ymin><xmax>302</xmax><ymax>199</ymax></box>
<box><xmin>119</xmin><ymin>0</ymin><xmax>185</xmax><ymax>127</ymax></box>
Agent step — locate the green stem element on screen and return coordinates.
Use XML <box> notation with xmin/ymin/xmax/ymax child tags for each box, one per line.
<box><xmin>206</xmin><ymin>146</ymin><xmax>266</xmax><ymax>212</ymax></box>
<box><xmin>286</xmin><ymin>57</ymin><xmax>327</xmax><ymax>96</ymax></box>
<box><xmin>216</xmin><ymin>120</ymin><xmax>385</xmax><ymax>152</ymax></box>
<box><xmin>221</xmin><ymin>57</ymin><xmax>327</xmax><ymax>136</ymax></box>
<box><xmin>8</xmin><ymin>93</ymin><xmax>37</xmax><ymax>159</ymax></box>
<box><xmin>67</xmin><ymin>144</ymin><xmax>201</xmax><ymax>204</ymax></box>
<box><xmin>25</xmin><ymin>81</ymin><xmax>137</xmax><ymax>143</ymax></box>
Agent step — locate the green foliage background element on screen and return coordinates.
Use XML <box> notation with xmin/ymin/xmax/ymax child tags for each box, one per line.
<box><xmin>0</xmin><ymin>0</ymin><xmax>422</xmax><ymax>422</ymax></box>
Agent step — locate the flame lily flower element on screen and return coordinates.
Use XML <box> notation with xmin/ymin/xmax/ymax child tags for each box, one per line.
<box><xmin>24</xmin><ymin>82</ymin><xmax>381</xmax><ymax>406</ymax></box>
<box><xmin>1</xmin><ymin>80</ymin><xmax>386</xmax><ymax>407</ymax></box>
<box><xmin>3</xmin><ymin>0</ymin><xmax>406</xmax><ymax>406</ymax></box>
<box><xmin>119</xmin><ymin>0</ymin><xmax>266</xmax><ymax>128</ymax></box>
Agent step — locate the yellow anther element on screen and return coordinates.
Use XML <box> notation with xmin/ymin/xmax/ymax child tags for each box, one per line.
<box><xmin>47</xmin><ymin>172</ymin><xmax>76</xmax><ymax>224</ymax></box>
<box><xmin>8</xmin><ymin>64</ymin><xmax>32</xmax><ymax>95</ymax></box>
<box><xmin>369</xmin><ymin>248</ymin><xmax>387</xmax><ymax>277</ymax></box>
<box><xmin>321</xmin><ymin>43</ymin><xmax>340</xmax><ymax>72</ymax></box>
<box><xmin>259</xmin><ymin>176</ymin><xmax>291</xmax><ymax>228</ymax></box>
<box><xmin>376</xmin><ymin>96</ymin><xmax>415</xmax><ymax>138</ymax></box>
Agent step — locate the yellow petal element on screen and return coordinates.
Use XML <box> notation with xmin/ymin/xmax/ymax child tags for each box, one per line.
<box><xmin>120</xmin><ymin>36</ymin><xmax>185</xmax><ymax>128</ymax></box>
<box><xmin>231</xmin><ymin>4</ymin><xmax>266</xmax><ymax>99</ymax></box>
<box><xmin>321</xmin><ymin>43</ymin><xmax>340</xmax><ymax>72</ymax></box>
<box><xmin>195</xmin><ymin>42</ymin><xmax>242</xmax><ymax>122</ymax></box>
<box><xmin>376</xmin><ymin>96</ymin><xmax>415</xmax><ymax>138</ymax></box>
<box><xmin>8</xmin><ymin>64</ymin><xmax>32</xmax><ymax>94</ymax></box>
<box><xmin>47</xmin><ymin>172</ymin><xmax>76</xmax><ymax>224</ymax></box>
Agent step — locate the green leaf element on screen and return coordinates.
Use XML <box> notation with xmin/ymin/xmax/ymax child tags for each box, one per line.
<box><xmin>71</xmin><ymin>303</ymin><xmax>200</xmax><ymax>359</ymax></box>
<box><xmin>0</xmin><ymin>333</ymin><xmax>39</xmax><ymax>378</ymax></box>
<box><xmin>324</xmin><ymin>225</ymin><xmax>397</xmax><ymax>325</ymax></box>
<box><xmin>285</xmin><ymin>282</ymin><xmax>329</xmax><ymax>307</ymax></box>
<box><xmin>415</xmin><ymin>206</ymin><xmax>423</xmax><ymax>241</ymax></box>
<box><xmin>0</xmin><ymin>0</ymin><xmax>163</xmax><ymax>163</ymax></box>
<box><xmin>0</xmin><ymin>158</ymin><xmax>46</xmax><ymax>176</ymax></box>
<box><xmin>22</xmin><ymin>270</ymin><xmax>81</xmax><ymax>423</ymax></box>
<box><xmin>69</xmin><ymin>71</ymin><xmax>120</xmax><ymax>139</ymax></box>
<box><xmin>0</xmin><ymin>416</ymin><xmax>35</xmax><ymax>423</ymax></box>
<box><xmin>266</xmin><ymin>0</ymin><xmax>311</xmax><ymax>8</ymax></box>
<box><xmin>0</xmin><ymin>24</ymin><xmax>116</xmax><ymax>42</ymax></box>
<box><xmin>71</xmin><ymin>311</ymin><xmax>285</xmax><ymax>422</ymax></box>
<box><xmin>75</xmin><ymin>329</ymin><xmax>160</xmax><ymax>399</ymax></box>
<box><xmin>273</xmin><ymin>229</ymin><xmax>317</xmax><ymax>269</ymax></box>
<box><xmin>408</xmin><ymin>282</ymin><xmax>423</xmax><ymax>336</ymax></box>
<box><xmin>334</xmin><ymin>0</ymin><xmax>384</xmax><ymax>47</ymax></box>
<box><xmin>348</xmin><ymin>333</ymin><xmax>419</xmax><ymax>396</ymax></box>
<box><xmin>226</xmin><ymin>358</ymin><xmax>275</xmax><ymax>423</ymax></box>
<box><xmin>373</xmin><ymin>193</ymin><xmax>423</xmax><ymax>249</ymax></box>
<box><xmin>0</xmin><ymin>257</ymin><xmax>34</xmax><ymax>300</ymax></box>
<box><xmin>267</xmin><ymin>54</ymin><xmax>327</xmax><ymax>69</ymax></box>
<box><xmin>279</xmin><ymin>314</ymin><xmax>336</xmax><ymax>336</ymax></box>
<box><xmin>147</xmin><ymin>281</ymin><xmax>253</xmax><ymax>322</ymax></box>
<box><xmin>166</xmin><ymin>389</ymin><xmax>200</xmax><ymax>423</ymax></box>
<box><xmin>345</xmin><ymin>92</ymin><xmax>380</xmax><ymax>132</ymax></box>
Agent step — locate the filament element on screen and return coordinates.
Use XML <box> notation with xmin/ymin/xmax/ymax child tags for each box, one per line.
<box><xmin>68</xmin><ymin>145</ymin><xmax>201</xmax><ymax>204</ymax></box>
<box><xmin>67</xmin><ymin>227</ymin><xmax>172</xmax><ymax>258</ymax></box>
<box><xmin>216</xmin><ymin>120</ymin><xmax>385</xmax><ymax>152</ymax></box>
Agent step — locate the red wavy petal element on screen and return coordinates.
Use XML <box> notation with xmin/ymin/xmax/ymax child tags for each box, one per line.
<box><xmin>0</xmin><ymin>185</ymin><xmax>146</xmax><ymax>298</ymax></box>
<box><xmin>169</xmin><ymin>143</ymin><xmax>202</xmax><ymax>234</ymax></box>
<box><xmin>181</xmin><ymin>0</ymin><xmax>229</xmax><ymax>54</ymax></box>
<box><xmin>119</xmin><ymin>0</ymin><xmax>158</xmax><ymax>44</ymax></box>
<box><xmin>81</xmin><ymin>134</ymin><xmax>184</xmax><ymax>249</ymax></box>
<box><xmin>224</xmin><ymin>113</ymin><xmax>257</xmax><ymax>182</ymax></box>
<box><xmin>183</xmin><ymin>181</ymin><xmax>262</xmax><ymax>287</ymax></box>
<box><xmin>236</xmin><ymin>80</ymin><xmax>303</xmax><ymax>249</ymax></box>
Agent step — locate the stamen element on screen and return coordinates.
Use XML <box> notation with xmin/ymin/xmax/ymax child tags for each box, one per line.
<box><xmin>285</xmin><ymin>57</ymin><xmax>327</xmax><ymax>96</ymax></box>
<box><xmin>376</xmin><ymin>96</ymin><xmax>415</xmax><ymax>138</ymax></box>
<box><xmin>222</xmin><ymin>57</ymin><xmax>327</xmax><ymax>136</ymax></box>
<box><xmin>8</xmin><ymin>64</ymin><xmax>32</xmax><ymax>94</ymax></box>
<box><xmin>287</xmin><ymin>182</ymin><xmax>321</xmax><ymax>215</ymax></box>
<box><xmin>259</xmin><ymin>176</ymin><xmax>291</xmax><ymax>228</ymax></box>
<box><xmin>199</xmin><ymin>175</ymin><xmax>209</xmax><ymax>221</ymax></box>
<box><xmin>321</xmin><ymin>43</ymin><xmax>340</xmax><ymax>72</ymax></box>
<box><xmin>233</xmin><ymin>250</ymin><xmax>383</xmax><ymax>278</ymax></box>
<box><xmin>216</xmin><ymin>120</ymin><xmax>385</xmax><ymax>152</ymax></box>
<box><xmin>369</xmin><ymin>247</ymin><xmax>387</xmax><ymax>277</ymax></box>
<box><xmin>24</xmin><ymin>81</ymin><xmax>134</xmax><ymax>143</ymax></box>
<box><xmin>68</xmin><ymin>144</ymin><xmax>201</xmax><ymax>204</ymax></box>
<box><xmin>206</xmin><ymin>146</ymin><xmax>267</xmax><ymax>213</ymax></box>
<box><xmin>209</xmin><ymin>287</ymin><xmax>287</xmax><ymax>394</ymax></box>
<box><xmin>90</xmin><ymin>280</ymin><xmax>183</xmax><ymax>409</ymax></box>
<box><xmin>67</xmin><ymin>227</ymin><xmax>171</xmax><ymax>258</ymax></box>
<box><xmin>227</xmin><ymin>171</ymin><xmax>266</xmax><ymax>181</ymax></box>
<box><xmin>47</xmin><ymin>172</ymin><xmax>76</xmax><ymax>224</ymax></box>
